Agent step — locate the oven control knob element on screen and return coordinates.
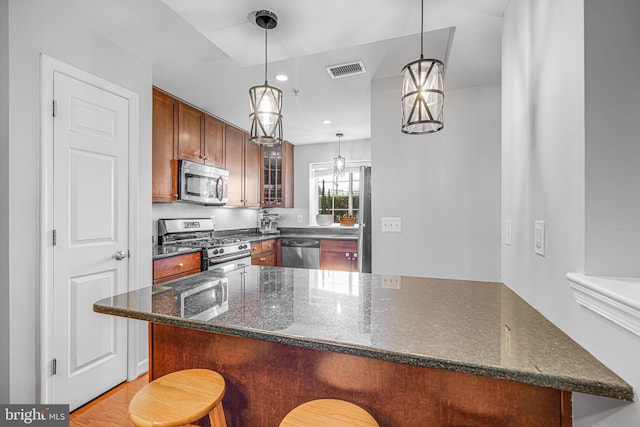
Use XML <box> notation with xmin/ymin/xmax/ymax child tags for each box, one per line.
<box><xmin>219</xmin><ymin>248</ymin><xmax>224</xmax><ymax>254</ymax></box>
<box><xmin>212</xmin><ymin>249</ymin><xmax>218</xmax><ymax>255</ymax></box>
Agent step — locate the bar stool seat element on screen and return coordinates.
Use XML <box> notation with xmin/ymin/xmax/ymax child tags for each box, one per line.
<box><xmin>128</xmin><ymin>369</ymin><xmax>227</xmax><ymax>427</ymax></box>
<box><xmin>280</xmin><ymin>399</ymin><xmax>379</xmax><ymax>427</ymax></box>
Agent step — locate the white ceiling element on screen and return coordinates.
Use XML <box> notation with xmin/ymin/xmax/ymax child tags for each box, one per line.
<box><xmin>57</xmin><ymin>0</ymin><xmax>506</xmax><ymax>144</ymax></box>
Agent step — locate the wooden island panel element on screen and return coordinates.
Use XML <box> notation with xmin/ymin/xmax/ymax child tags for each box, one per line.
<box><xmin>150</xmin><ymin>323</ymin><xmax>571</xmax><ymax>427</ymax></box>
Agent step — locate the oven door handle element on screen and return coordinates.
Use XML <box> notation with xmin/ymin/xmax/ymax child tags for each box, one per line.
<box><xmin>208</xmin><ymin>252</ymin><xmax>251</xmax><ymax>265</ymax></box>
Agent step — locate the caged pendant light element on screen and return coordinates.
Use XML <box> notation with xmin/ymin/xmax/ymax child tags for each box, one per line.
<box><xmin>401</xmin><ymin>0</ymin><xmax>444</xmax><ymax>134</ymax></box>
<box><xmin>333</xmin><ymin>133</ymin><xmax>346</xmax><ymax>177</ymax></box>
<box><xmin>249</xmin><ymin>10</ymin><xmax>283</xmax><ymax>146</ymax></box>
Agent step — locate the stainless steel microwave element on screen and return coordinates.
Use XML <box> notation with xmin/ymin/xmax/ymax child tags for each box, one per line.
<box><xmin>178</xmin><ymin>160</ymin><xmax>229</xmax><ymax>206</ymax></box>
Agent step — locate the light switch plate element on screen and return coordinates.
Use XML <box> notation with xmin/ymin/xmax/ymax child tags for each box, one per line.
<box><xmin>381</xmin><ymin>217</ymin><xmax>402</xmax><ymax>233</ymax></box>
<box><xmin>534</xmin><ymin>220</ymin><xmax>545</xmax><ymax>256</ymax></box>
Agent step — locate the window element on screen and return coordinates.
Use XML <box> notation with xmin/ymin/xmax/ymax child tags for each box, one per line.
<box><xmin>309</xmin><ymin>160</ymin><xmax>371</xmax><ymax>224</ymax></box>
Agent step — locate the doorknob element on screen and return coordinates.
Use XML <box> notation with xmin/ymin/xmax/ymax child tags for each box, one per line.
<box><xmin>114</xmin><ymin>250</ymin><xmax>128</xmax><ymax>260</ymax></box>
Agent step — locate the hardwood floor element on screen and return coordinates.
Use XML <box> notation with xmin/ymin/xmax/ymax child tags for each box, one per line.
<box><xmin>69</xmin><ymin>374</ymin><xmax>148</xmax><ymax>426</ymax></box>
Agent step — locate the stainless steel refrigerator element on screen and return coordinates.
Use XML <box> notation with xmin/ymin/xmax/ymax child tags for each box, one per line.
<box><xmin>357</xmin><ymin>166</ymin><xmax>372</xmax><ymax>273</ymax></box>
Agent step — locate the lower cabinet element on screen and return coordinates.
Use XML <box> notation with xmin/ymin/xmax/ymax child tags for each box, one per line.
<box><xmin>320</xmin><ymin>239</ymin><xmax>358</xmax><ymax>272</ymax></box>
<box><xmin>153</xmin><ymin>252</ymin><xmax>202</xmax><ymax>285</ymax></box>
<box><xmin>251</xmin><ymin>239</ymin><xmax>278</xmax><ymax>266</ymax></box>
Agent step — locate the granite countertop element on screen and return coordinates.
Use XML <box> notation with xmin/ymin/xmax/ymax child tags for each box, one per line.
<box><xmin>94</xmin><ymin>266</ymin><xmax>633</xmax><ymax>401</ymax></box>
<box><xmin>153</xmin><ymin>228</ymin><xmax>357</xmax><ymax>260</ymax></box>
<box><xmin>152</xmin><ymin>245</ymin><xmax>202</xmax><ymax>259</ymax></box>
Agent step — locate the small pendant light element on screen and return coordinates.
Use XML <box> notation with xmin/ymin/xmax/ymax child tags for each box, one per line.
<box><xmin>401</xmin><ymin>0</ymin><xmax>444</xmax><ymax>134</ymax></box>
<box><xmin>334</xmin><ymin>133</ymin><xmax>346</xmax><ymax>177</ymax></box>
<box><xmin>249</xmin><ymin>10</ymin><xmax>283</xmax><ymax>146</ymax></box>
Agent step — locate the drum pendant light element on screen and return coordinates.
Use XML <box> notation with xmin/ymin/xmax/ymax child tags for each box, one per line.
<box><xmin>249</xmin><ymin>10</ymin><xmax>283</xmax><ymax>146</ymax></box>
<box><xmin>334</xmin><ymin>133</ymin><xmax>346</xmax><ymax>177</ymax></box>
<box><xmin>401</xmin><ymin>0</ymin><xmax>444</xmax><ymax>134</ymax></box>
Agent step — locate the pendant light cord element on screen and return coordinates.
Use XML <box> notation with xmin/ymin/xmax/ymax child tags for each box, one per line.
<box><xmin>264</xmin><ymin>26</ymin><xmax>268</xmax><ymax>84</ymax></box>
<box><xmin>420</xmin><ymin>0</ymin><xmax>424</xmax><ymax>59</ymax></box>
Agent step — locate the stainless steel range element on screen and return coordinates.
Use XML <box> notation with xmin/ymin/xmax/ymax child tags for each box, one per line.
<box><xmin>158</xmin><ymin>218</ymin><xmax>252</xmax><ymax>270</ymax></box>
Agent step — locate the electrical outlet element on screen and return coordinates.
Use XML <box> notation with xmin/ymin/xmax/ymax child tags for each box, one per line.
<box><xmin>505</xmin><ymin>219</ymin><xmax>512</xmax><ymax>246</ymax></box>
<box><xmin>382</xmin><ymin>275</ymin><xmax>401</xmax><ymax>289</ymax></box>
<box><xmin>297</xmin><ymin>215</ymin><xmax>303</xmax><ymax>223</ymax></box>
<box><xmin>534</xmin><ymin>220</ymin><xmax>545</xmax><ymax>256</ymax></box>
<box><xmin>381</xmin><ymin>217</ymin><xmax>402</xmax><ymax>233</ymax></box>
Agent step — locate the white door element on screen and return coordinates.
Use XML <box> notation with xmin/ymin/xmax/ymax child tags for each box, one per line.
<box><xmin>51</xmin><ymin>70</ymin><xmax>129</xmax><ymax>410</ymax></box>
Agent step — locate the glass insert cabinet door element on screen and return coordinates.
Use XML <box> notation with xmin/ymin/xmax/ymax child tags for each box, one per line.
<box><xmin>262</xmin><ymin>145</ymin><xmax>283</xmax><ymax>206</ymax></box>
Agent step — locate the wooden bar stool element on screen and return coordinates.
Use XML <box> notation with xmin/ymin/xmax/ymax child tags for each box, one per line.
<box><xmin>128</xmin><ymin>369</ymin><xmax>227</xmax><ymax>427</ymax></box>
<box><xmin>280</xmin><ymin>399</ymin><xmax>379</xmax><ymax>427</ymax></box>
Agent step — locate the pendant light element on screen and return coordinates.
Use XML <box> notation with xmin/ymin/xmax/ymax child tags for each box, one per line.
<box><xmin>334</xmin><ymin>133</ymin><xmax>345</xmax><ymax>177</ymax></box>
<box><xmin>401</xmin><ymin>0</ymin><xmax>444</xmax><ymax>134</ymax></box>
<box><xmin>249</xmin><ymin>10</ymin><xmax>283</xmax><ymax>146</ymax></box>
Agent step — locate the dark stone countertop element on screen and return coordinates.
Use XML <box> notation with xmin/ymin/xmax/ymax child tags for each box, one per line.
<box><xmin>94</xmin><ymin>266</ymin><xmax>633</xmax><ymax>401</ymax></box>
<box><xmin>152</xmin><ymin>245</ymin><xmax>202</xmax><ymax>259</ymax></box>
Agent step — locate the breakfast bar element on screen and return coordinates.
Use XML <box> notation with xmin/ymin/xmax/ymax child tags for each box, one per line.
<box><xmin>94</xmin><ymin>266</ymin><xmax>633</xmax><ymax>426</ymax></box>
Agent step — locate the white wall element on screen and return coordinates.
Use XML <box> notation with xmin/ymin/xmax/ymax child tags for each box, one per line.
<box><xmin>371</xmin><ymin>78</ymin><xmax>501</xmax><ymax>281</ymax></box>
<box><xmin>7</xmin><ymin>0</ymin><xmax>153</xmax><ymax>403</ymax></box>
<box><xmin>502</xmin><ymin>0</ymin><xmax>640</xmax><ymax>425</ymax></box>
<box><xmin>0</xmin><ymin>0</ymin><xmax>10</xmax><ymax>404</ymax></box>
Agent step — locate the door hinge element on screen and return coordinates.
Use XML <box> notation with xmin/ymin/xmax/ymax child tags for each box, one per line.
<box><xmin>52</xmin><ymin>358</ymin><xmax>57</xmax><ymax>376</ymax></box>
<box><xmin>52</xmin><ymin>100</ymin><xmax>57</xmax><ymax>117</ymax></box>
<box><xmin>52</xmin><ymin>229</ymin><xmax>57</xmax><ymax>246</ymax></box>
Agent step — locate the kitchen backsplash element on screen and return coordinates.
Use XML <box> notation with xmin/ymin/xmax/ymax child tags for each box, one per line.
<box><xmin>152</xmin><ymin>204</ymin><xmax>311</xmax><ymax>243</ymax></box>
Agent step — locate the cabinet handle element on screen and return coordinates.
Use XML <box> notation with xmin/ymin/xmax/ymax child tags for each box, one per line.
<box><xmin>353</xmin><ymin>253</ymin><xmax>358</xmax><ymax>258</ymax></box>
<box><xmin>260</xmin><ymin>257</ymin><xmax>266</xmax><ymax>262</ymax></box>
<box><xmin>203</xmin><ymin>156</ymin><xmax>209</xmax><ymax>161</ymax></box>
<box><xmin>177</xmin><ymin>262</ymin><xmax>184</xmax><ymax>268</ymax></box>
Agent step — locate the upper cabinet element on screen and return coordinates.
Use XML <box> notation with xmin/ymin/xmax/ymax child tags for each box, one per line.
<box><xmin>225</xmin><ymin>124</ymin><xmax>260</xmax><ymax>208</ymax></box>
<box><xmin>177</xmin><ymin>102</ymin><xmax>225</xmax><ymax>168</ymax></box>
<box><xmin>152</xmin><ymin>88</ymin><xmax>179</xmax><ymax>203</ymax></box>
<box><xmin>261</xmin><ymin>141</ymin><xmax>294</xmax><ymax>208</ymax></box>
<box><xmin>203</xmin><ymin>115</ymin><xmax>225</xmax><ymax>168</ymax></box>
<box><xmin>152</xmin><ymin>87</ymin><xmax>292</xmax><ymax>208</ymax></box>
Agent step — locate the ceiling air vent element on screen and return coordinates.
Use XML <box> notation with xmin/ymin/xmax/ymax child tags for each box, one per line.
<box><xmin>326</xmin><ymin>60</ymin><xmax>367</xmax><ymax>79</ymax></box>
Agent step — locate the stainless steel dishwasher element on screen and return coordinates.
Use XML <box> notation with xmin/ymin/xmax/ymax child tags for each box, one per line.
<box><xmin>281</xmin><ymin>238</ymin><xmax>320</xmax><ymax>269</ymax></box>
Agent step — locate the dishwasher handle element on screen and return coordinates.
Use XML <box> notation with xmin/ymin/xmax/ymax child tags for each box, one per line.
<box><xmin>281</xmin><ymin>239</ymin><xmax>320</xmax><ymax>248</ymax></box>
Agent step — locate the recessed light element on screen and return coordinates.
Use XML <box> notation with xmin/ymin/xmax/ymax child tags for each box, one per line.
<box><xmin>275</xmin><ymin>74</ymin><xmax>288</xmax><ymax>82</ymax></box>
<box><xmin>322</xmin><ymin>120</ymin><xmax>332</xmax><ymax>125</ymax></box>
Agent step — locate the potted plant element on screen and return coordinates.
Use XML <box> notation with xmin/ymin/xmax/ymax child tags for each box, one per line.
<box><xmin>339</xmin><ymin>213</ymin><xmax>356</xmax><ymax>227</ymax></box>
<box><xmin>316</xmin><ymin>180</ymin><xmax>333</xmax><ymax>226</ymax></box>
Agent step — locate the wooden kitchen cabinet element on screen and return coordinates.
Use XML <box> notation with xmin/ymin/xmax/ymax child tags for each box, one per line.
<box><xmin>178</xmin><ymin>102</ymin><xmax>225</xmax><ymax>168</ymax></box>
<box><xmin>203</xmin><ymin>114</ymin><xmax>225</xmax><ymax>167</ymax></box>
<box><xmin>152</xmin><ymin>88</ymin><xmax>179</xmax><ymax>202</ymax></box>
<box><xmin>261</xmin><ymin>141</ymin><xmax>294</xmax><ymax>208</ymax></box>
<box><xmin>320</xmin><ymin>239</ymin><xmax>358</xmax><ymax>272</ymax></box>
<box><xmin>177</xmin><ymin>102</ymin><xmax>203</xmax><ymax>163</ymax></box>
<box><xmin>226</xmin><ymin>124</ymin><xmax>260</xmax><ymax>208</ymax></box>
<box><xmin>153</xmin><ymin>88</ymin><xmax>227</xmax><ymax>202</ymax></box>
<box><xmin>153</xmin><ymin>252</ymin><xmax>202</xmax><ymax>285</ymax></box>
<box><xmin>251</xmin><ymin>239</ymin><xmax>278</xmax><ymax>266</ymax></box>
